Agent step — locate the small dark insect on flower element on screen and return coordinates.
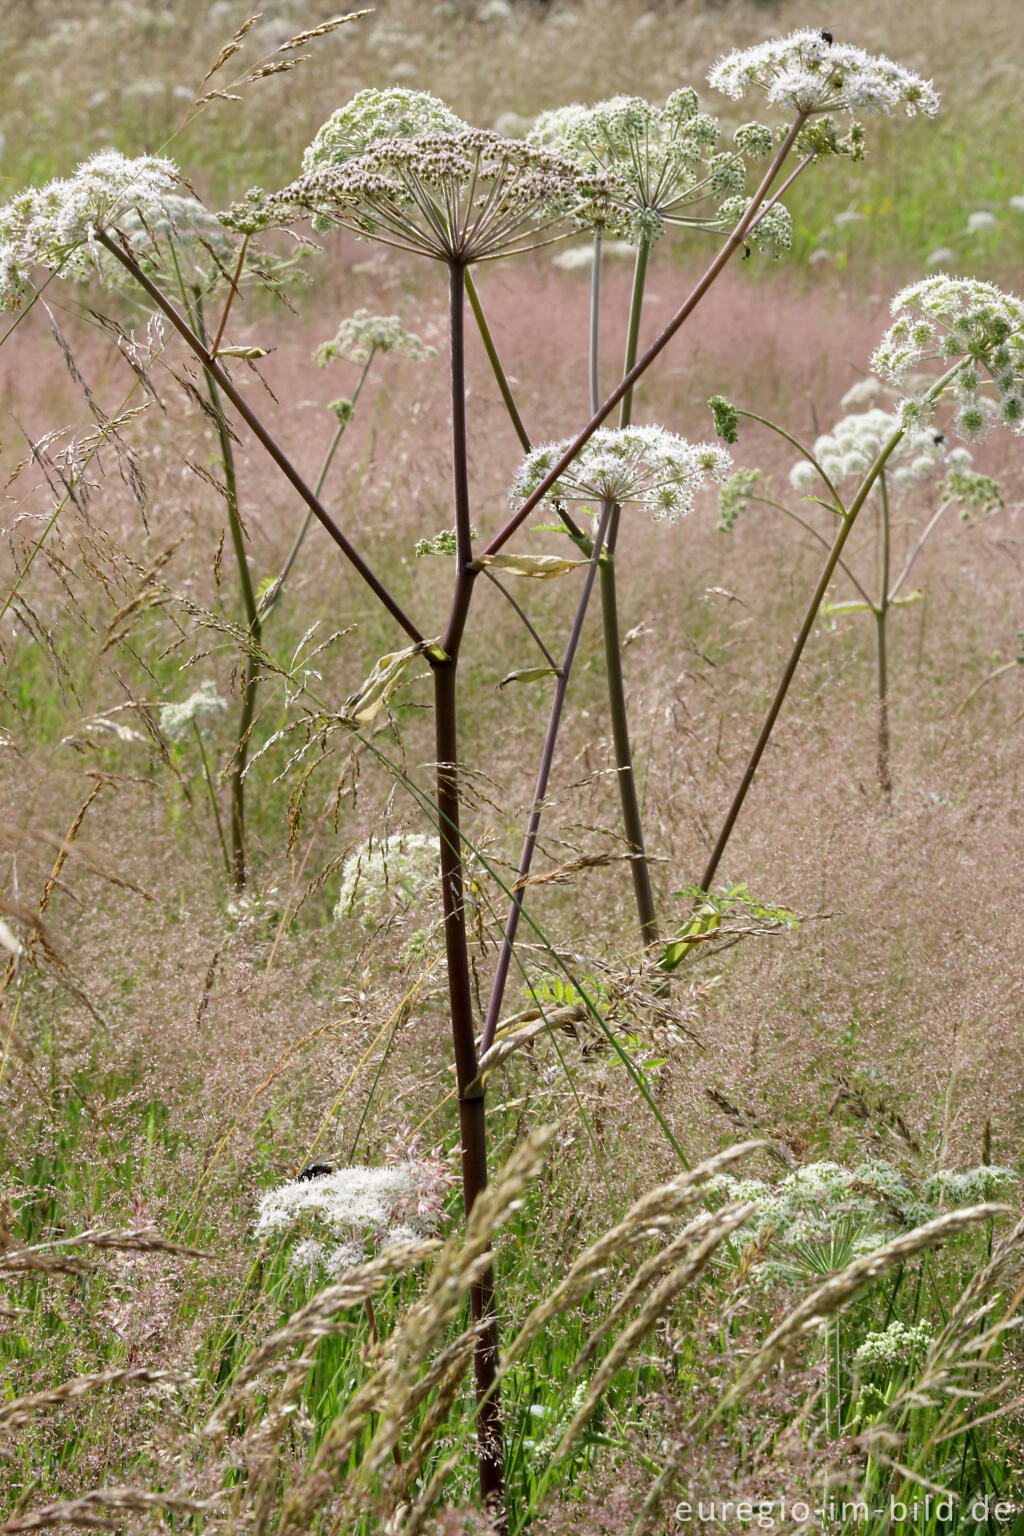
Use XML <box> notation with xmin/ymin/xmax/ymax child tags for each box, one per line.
<box><xmin>820</xmin><ymin>29</ymin><xmax>834</xmax><ymax>44</ymax></box>
<box><xmin>298</xmin><ymin>1162</ymin><xmax>334</xmax><ymax>1181</ymax></box>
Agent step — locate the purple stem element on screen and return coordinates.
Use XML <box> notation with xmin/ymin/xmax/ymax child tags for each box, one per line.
<box><xmin>479</xmin><ymin>499</ymin><xmax>614</xmax><ymax>1056</ymax></box>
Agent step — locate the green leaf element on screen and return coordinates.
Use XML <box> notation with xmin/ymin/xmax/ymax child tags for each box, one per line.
<box><xmin>661</xmin><ymin>903</ymin><xmax>721</xmax><ymax>972</ymax></box>
<box><xmin>821</xmin><ymin>599</ymin><xmax>876</xmax><ymax>617</ymax></box>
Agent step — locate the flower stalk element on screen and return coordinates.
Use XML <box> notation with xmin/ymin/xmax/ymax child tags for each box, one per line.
<box><xmin>192</xmin><ymin>296</ymin><xmax>261</xmax><ymax>888</ymax></box>
<box><xmin>698</xmin><ymin>364</ymin><xmax>963</xmax><ymax>894</ymax></box>
<box><xmin>480</xmin><ymin>500</ymin><xmax>615</xmax><ymax>1056</ymax></box>
<box><xmin>430</xmin><ymin>257</ymin><xmax>502</xmax><ymax>1519</ymax></box>
<box><xmin>600</xmin><ymin>233</ymin><xmax>658</xmax><ymax>948</ymax></box>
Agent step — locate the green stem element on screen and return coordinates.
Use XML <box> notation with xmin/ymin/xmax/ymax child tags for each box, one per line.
<box><xmin>876</xmin><ymin>471</ymin><xmax>892</xmax><ymax>799</ymax></box>
<box><xmin>618</xmin><ymin>236</ymin><xmax>650</xmax><ymax>431</ymax></box>
<box><xmin>465</xmin><ymin>271</ymin><xmax>530</xmax><ymax>454</ymax></box>
<box><xmin>735</xmin><ymin>405</ymin><xmax>846</xmax><ymax>518</ymax></box>
<box><xmin>464</xmin><ymin>270</ymin><xmax>588</xmax><ymax>547</ymax></box>
<box><xmin>599</xmin><ymin>237</ymin><xmax>659</xmax><ymax>948</ymax></box>
<box><xmin>195</xmin><ymin>297</ymin><xmax>261</xmax><ymax>889</ymax></box>
<box><xmin>191</xmin><ymin>722</ymin><xmax>232</xmax><ymax>880</ymax></box>
<box><xmin>589</xmin><ymin>227</ymin><xmax>602</xmax><ymax>415</ymax></box>
<box><xmin>600</xmin><ymin>509</ymin><xmax>659</xmax><ymax>949</ymax></box>
<box><xmin>744</xmin><ymin>492</ymin><xmax>872</xmax><ymax>604</ymax></box>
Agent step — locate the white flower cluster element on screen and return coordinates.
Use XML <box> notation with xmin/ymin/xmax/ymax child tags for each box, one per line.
<box><xmin>854</xmin><ymin>1318</ymin><xmax>934</xmax><ymax>1371</ymax></box>
<box><xmin>335</xmin><ymin>832</ymin><xmax>440</xmax><ymax>924</ymax></box>
<box><xmin>923</xmin><ymin>1165</ymin><xmax>1017</xmax><ymax>1205</ymax></box>
<box><xmin>708</xmin><ymin>30</ymin><xmax>939</xmax><ymax>121</ymax></box>
<box><xmin>224</xmin><ymin>123</ymin><xmax>625</xmax><ymax>263</ymax></box>
<box><xmin>529</xmin><ymin>90</ymin><xmax>754</xmax><ymax>243</ymax></box>
<box><xmin>158</xmin><ymin>680</ymin><xmax>228</xmax><ymax>742</ymax></box>
<box><xmin>789</xmin><ymin>405</ymin><xmax>973</xmax><ymax>493</ymax></box>
<box><xmin>871</xmin><ymin>276</ymin><xmax>1024</xmax><ymax>439</ymax></box>
<box><xmin>712</xmin><ymin>1160</ymin><xmax>925</xmax><ymax>1250</ymax></box>
<box><xmin>302</xmin><ymin>88</ymin><xmax>468</xmax><ymax>171</ymax></box>
<box><xmin>313</xmin><ymin>309</ymin><xmax>436</xmax><ymax>368</ymax></box>
<box><xmin>0</xmin><ymin>150</ymin><xmax>178</xmax><ymax>309</ymax></box>
<box><xmin>510</xmin><ymin>425</ymin><xmax>732</xmax><ymax>523</ymax></box>
<box><xmin>717</xmin><ymin>195</ymin><xmax>792</xmax><ymax>254</ymax></box>
<box><xmin>710</xmin><ymin>1158</ymin><xmax>1016</xmax><ymax>1283</ymax></box>
<box><xmin>255</xmin><ymin>1159</ymin><xmax>445</xmax><ymax>1276</ymax></box>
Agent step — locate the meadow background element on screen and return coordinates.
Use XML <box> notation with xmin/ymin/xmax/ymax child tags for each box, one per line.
<box><xmin>2</xmin><ymin>0</ymin><xmax>1024</xmax><ymax>1531</ymax></box>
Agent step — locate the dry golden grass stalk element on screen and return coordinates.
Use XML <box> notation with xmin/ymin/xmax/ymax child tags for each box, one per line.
<box><xmin>247</xmin><ymin>1342</ymin><xmax>320</xmax><ymax>1536</ymax></box>
<box><xmin>209</xmin><ymin>1239</ymin><xmax>439</xmax><ymax>1429</ymax></box>
<box><xmin>0</xmin><ymin>1487</ymin><xmax>218</xmax><ymax>1533</ymax></box>
<box><xmin>504</xmin><ymin>1140</ymin><xmax>764</xmax><ymax>1369</ymax></box>
<box><xmin>198</xmin><ymin>14</ymin><xmax>260</xmax><ymax>87</ymax></box>
<box><xmin>933</xmin><ymin>1212</ymin><xmax>1024</xmax><ymax>1349</ymax></box>
<box><xmin>393</xmin><ymin>1450</ymin><xmax>463</xmax><ymax>1536</ymax></box>
<box><xmin>862</xmin><ymin>1213</ymin><xmax>1024</xmax><ymax>1463</ymax></box>
<box><xmin>0</xmin><ymin>1368</ymin><xmax>183</xmax><ymax>1432</ymax></box>
<box><xmin>0</xmin><ymin>821</ymin><xmax>152</xmax><ymax>903</ymax></box>
<box><xmin>390</xmin><ymin>1126</ymin><xmax>555</xmax><ymax>1381</ymax></box>
<box><xmin>467</xmin><ymin>1004</ymin><xmax>586</xmax><ymax>1093</ymax></box>
<box><xmin>275</xmin><ymin>11</ymin><xmax>372</xmax><ymax>53</ymax></box>
<box><xmin>554</xmin><ymin>1202</ymin><xmax>755</xmax><ymax>1461</ymax></box>
<box><xmin>719</xmin><ymin>1203</ymin><xmax>1011</xmax><ymax>1412</ymax></box>
<box><xmin>572</xmin><ymin>1208</ymin><xmax>722</xmax><ymax>1374</ymax></box>
<box><xmin>366</xmin><ymin>1322</ymin><xmax>483</xmax><ymax>1492</ymax></box>
<box><xmin>1</xmin><ymin>1224</ymin><xmax>211</xmax><ymax>1278</ymax></box>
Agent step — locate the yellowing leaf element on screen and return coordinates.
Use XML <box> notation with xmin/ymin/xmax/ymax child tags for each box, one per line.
<box><xmin>214</xmin><ymin>345</ymin><xmax>272</xmax><ymax>359</ymax></box>
<box><xmin>661</xmin><ymin>903</ymin><xmax>721</xmax><ymax>972</ymax></box>
<box><xmin>498</xmin><ymin>666</ymin><xmax>561</xmax><ymax>689</ymax></box>
<box><xmin>341</xmin><ymin>641</ymin><xmax>436</xmax><ymax>725</ymax></box>
<box><xmin>476</xmin><ymin>553</ymin><xmax>585</xmax><ymax>579</ymax></box>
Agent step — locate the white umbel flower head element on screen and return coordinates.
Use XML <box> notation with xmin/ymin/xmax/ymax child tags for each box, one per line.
<box><xmin>302</xmin><ymin>88</ymin><xmax>468</xmax><ymax>170</ymax></box>
<box><xmin>871</xmin><ymin>276</ymin><xmax>1024</xmax><ymax>439</ymax></box>
<box><xmin>708</xmin><ymin>30</ymin><xmax>939</xmax><ymax>121</ymax></box>
<box><xmin>159</xmin><ymin>680</ymin><xmax>228</xmax><ymax>742</ymax></box>
<box><xmin>313</xmin><ymin>309</ymin><xmax>436</xmax><ymax>367</ymax></box>
<box><xmin>510</xmin><ymin>425</ymin><xmax>732</xmax><ymax>523</ymax></box>
<box><xmin>335</xmin><ymin>832</ymin><xmax>440</xmax><ymax>923</ymax></box>
<box><xmin>222</xmin><ymin>128</ymin><xmax>624</xmax><ymax>264</ymax></box>
<box><xmin>256</xmin><ymin>1154</ymin><xmax>452</xmax><ymax>1276</ymax></box>
<box><xmin>789</xmin><ymin>406</ymin><xmax>972</xmax><ymax>493</ymax></box>
<box><xmin>93</xmin><ymin>194</ymin><xmax>233</xmax><ymax>287</ymax></box>
<box><xmin>0</xmin><ymin>151</ymin><xmax>178</xmax><ymax>309</ymax></box>
<box><xmin>528</xmin><ymin>90</ymin><xmax>760</xmax><ymax>243</ymax></box>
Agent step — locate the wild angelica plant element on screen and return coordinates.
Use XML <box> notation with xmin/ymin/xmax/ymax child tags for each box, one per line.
<box><xmin>0</xmin><ymin>30</ymin><xmax>953</xmax><ymax>1528</ymax></box>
